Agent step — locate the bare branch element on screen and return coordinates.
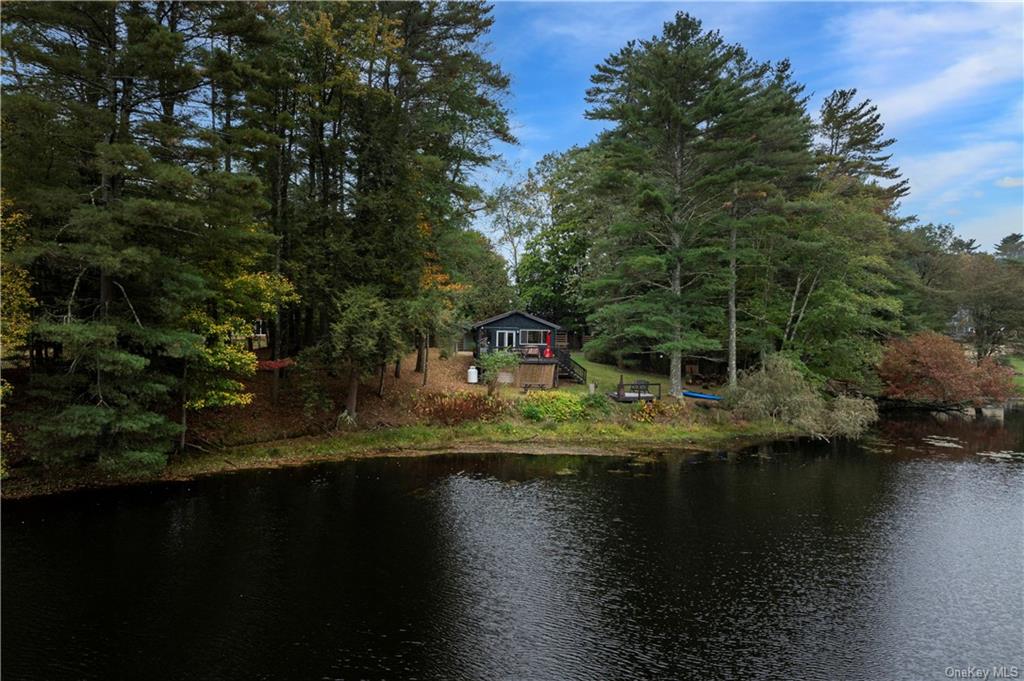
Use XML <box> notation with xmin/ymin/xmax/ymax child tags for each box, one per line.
<box><xmin>113</xmin><ymin>280</ymin><xmax>143</xmax><ymax>327</ymax></box>
<box><xmin>65</xmin><ymin>268</ymin><xmax>87</xmax><ymax>323</ymax></box>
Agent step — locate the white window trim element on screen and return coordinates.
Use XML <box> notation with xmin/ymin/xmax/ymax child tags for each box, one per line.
<box><xmin>495</xmin><ymin>329</ymin><xmax>517</xmax><ymax>348</ymax></box>
<box><xmin>520</xmin><ymin>328</ymin><xmax>548</xmax><ymax>346</ymax></box>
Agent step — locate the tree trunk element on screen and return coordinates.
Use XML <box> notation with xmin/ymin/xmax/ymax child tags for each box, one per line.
<box><xmin>394</xmin><ymin>358</ymin><xmax>401</xmax><ymax>379</ymax></box>
<box><xmin>100</xmin><ymin>270</ymin><xmax>111</xmax><ymax>319</ymax></box>
<box><xmin>789</xmin><ymin>272</ymin><xmax>818</xmax><ymax>346</ymax></box>
<box><xmin>415</xmin><ymin>337</ymin><xmax>424</xmax><ymax>372</ymax></box>
<box><xmin>377</xmin><ymin>362</ymin><xmax>386</xmax><ymax>398</ymax></box>
<box><xmin>669</xmin><ymin>251</ymin><xmax>683</xmax><ymax>396</ymax></box>
<box><xmin>422</xmin><ymin>334</ymin><xmax>429</xmax><ymax>387</ymax></box>
<box><xmin>345</xmin><ymin>367</ymin><xmax>359</xmax><ymax>419</ymax></box>
<box><xmin>781</xmin><ymin>274</ymin><xmax>804</xmax><ymax>350</ymax></box>
<box><xmin>727</xmin><ymin>224</ymin><xmax>738</xmax><ymax>387</ymax></box>
<box><xmin>271</xmin><ymin>243</ymin><xmax>283</xmax><ymax>407</ymax></box>
<box><xmin>97</xmin><ymin>269</ymin><xmax>111</xmax><ymax>403</ymax></box>
<box><xmin>179</xmin><ymin>363</ymin><xmax>188</xmax><ymax>452</ymax></box>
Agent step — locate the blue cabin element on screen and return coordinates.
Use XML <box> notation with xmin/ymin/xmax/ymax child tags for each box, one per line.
<box><xmin>471</xmin><ymin>310</ymin><xmax>560</xmax><ymax>355</ymax></box>
<box><xmin>470</xmin><ymin>311</ymin><xmax>586</xmax><ymax>384</ymax></box>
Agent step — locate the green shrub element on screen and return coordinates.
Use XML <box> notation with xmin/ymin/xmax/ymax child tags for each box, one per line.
<box><xmin>97</xmin><ymin>448</ymin><xmax>167</xmax><ymax>476</ymax></box>
<box><xmin>824</xmin><ymin>395</ymin><xmax>878</xmax><ymax>439</ymax></box>
<box><xmin>629</xmin><ymin>398</ymin><xmax>689</xmax><ymax>423</ymax></box>
<box><xmin>519</xmin><ymin>391</ymin><xmax>585</xmax><ymax>422</ymax></box>
<box><xmin>583</xmin><ymin>346</ymin><xmax>618</xmax><ymax>365</ymax></box>
<box><xmin>579</xmin><ymin>392</ymin><xmax>612</xmax><ymax>417</ymax></box>
<box><xmin>295</xmin><ymin>344</ymin><xmax>335</xmax><ymax>418</ymax></box>
<box><xmin>478</xmin><ymin>350</ymin><xmax>520</xmax><ymax>396</ymax></box>
<box><xmin>413</xmin><ymin>391</ymin><xmax>508</xmax><ymax>425</ymax></box>
<box><xmin>495</xmin><ymin>422</ymin><xmax>519</xmax><ymax>435</ymax></box>
<box><xmin>726</xmin><ymin>354</ymin><xmax>877</xmax><ymax>439</ymax></box>
<box><xmin>726</xmin><ymin>354</ymin><xmax>824</xmax><ymax>430</ymax></box>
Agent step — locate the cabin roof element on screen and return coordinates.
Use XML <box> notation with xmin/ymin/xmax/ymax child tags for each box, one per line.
<box><xmin>470</xmin><ymin>310</ymin><xmax>560</xmax><ymax>330</ymax></box>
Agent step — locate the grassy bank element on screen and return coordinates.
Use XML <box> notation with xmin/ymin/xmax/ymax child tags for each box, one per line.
<box><xmin>560</xmin><ymin>353</ymin><xmax>671</xmax><ymax>394</ymax></box>
<box><xmin>1</xmin><ymin>418</ymin><xmax>794</xmax><ymax>500</ymax></box>
<box><xmin>1008</xmin><ymin>356</ymin><xmax>1024</xmax><ymax>391</ymax></box>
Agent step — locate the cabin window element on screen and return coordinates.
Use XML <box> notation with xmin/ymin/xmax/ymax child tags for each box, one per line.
<box><xmin>522</xmin><ymin>329</ymin><xmax>546</xmax><ymax>345</ymax></box>
<box><xmin>495</xmin><ymin>330</ymin><xmax>516</xmax><ymax>348</ymax></box>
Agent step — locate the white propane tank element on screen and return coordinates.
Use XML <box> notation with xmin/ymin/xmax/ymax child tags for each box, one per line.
<box><xmin>467</xmin><ymin>366</ymin><xmax>479</xmax><ymax>384</ymax></box>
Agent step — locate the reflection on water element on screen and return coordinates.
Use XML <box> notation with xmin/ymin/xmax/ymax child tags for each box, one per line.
<box><xmin>873</xmin><ymin>405</ymin><xmax>1024</xmax><ymax>460</ymax></box>
<box><xmin>3</xmin><ymin>410</ymin><xmax>1023</xmax><ymax>680</ymax></box>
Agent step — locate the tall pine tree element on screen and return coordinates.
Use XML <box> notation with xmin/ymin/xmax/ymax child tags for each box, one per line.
<box><xmin>3</xmin><ymin>2</ymin><xmax>289</xmax><ymax>469</ymax></box>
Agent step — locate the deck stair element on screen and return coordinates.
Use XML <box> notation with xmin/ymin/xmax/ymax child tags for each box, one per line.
<box><xmin>553</xmin><ymin>349</ymin><xmax>587</xmax><ymax>384</ymax></box>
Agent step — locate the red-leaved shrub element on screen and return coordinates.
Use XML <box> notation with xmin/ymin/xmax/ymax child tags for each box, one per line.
<box><xmin>878</xmin><ymin>332</ymin><xmax>1016</xmax><ymax>405</ymax></box>
<box><xmin>413</xmin><ymin>391</ymin><xmax>508</xmax><ymax>425</ymax></box>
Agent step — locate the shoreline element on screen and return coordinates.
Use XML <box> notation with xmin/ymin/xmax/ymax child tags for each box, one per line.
<box><xmin>1</xmin><ymin>421</ymin><xmax>794</xmax><ymax>500</ymax></box>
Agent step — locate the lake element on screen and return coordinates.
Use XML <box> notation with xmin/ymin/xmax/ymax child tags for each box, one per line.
<box><xmin>3</xmin><ymin>409</ymin><xmax>1023</xmax><ymax>680</ymax></box>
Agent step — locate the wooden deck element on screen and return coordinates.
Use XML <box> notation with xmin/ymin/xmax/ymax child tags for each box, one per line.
<box><xmin>608</xmin><ymin>379</ymin><xmax>662</xmax><ymax>403</ymax></box>
<box><xmin>606</xmin><ymin>390</ymin><xmax>658</xmax><ymax>403</ymax></box>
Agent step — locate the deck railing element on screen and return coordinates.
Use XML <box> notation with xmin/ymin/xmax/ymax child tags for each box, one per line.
<box><xmin>477</xmin><ymin>346</ymin><xmax>587</xmax><ymax>384</ymax></box>
<box><xmin>553</xmin><ymin>349</ymin><xmax>587</xmax><ymax>384</ymax></box>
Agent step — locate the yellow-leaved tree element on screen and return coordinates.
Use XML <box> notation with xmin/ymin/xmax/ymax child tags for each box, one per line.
<box><xmin>1</xmin><ymin>198</ymin><xmax>36</xmax><ymax>473</ymax></box>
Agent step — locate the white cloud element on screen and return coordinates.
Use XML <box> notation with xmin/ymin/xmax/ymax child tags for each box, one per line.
<box><xmin>901</xmin><ymin>141</ymin><xmax>1019</xmax><ymax>207</ymax></box>
<box><xmin>828</xmin><ymin>3</ymin><xmax>1024</xmax><ymax>233</ymax></box>
<box><xmin>508</xmin><ymin>117</ymin><xmax>551</xmax><ymax>144</ymax></box>
<box><xmin>829</xmin><ymin>3</ymin><xmax>1023</xmax><ymax>126</ymax></box>
<box><xmin>996</xmin><ymin>177</ymin><xmax>1024</xmax><ymax>188</ymax></box>
<box><xmin>875</xmin><ymin>46</ymin><xmax>1020</xmax><ymax>125</ymax></box>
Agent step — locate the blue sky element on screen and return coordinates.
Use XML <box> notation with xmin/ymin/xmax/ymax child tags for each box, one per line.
<box><xmin>480</xmin><ymin>1</ymin><xmax>1024</xmax><ymax>250</ymax></box>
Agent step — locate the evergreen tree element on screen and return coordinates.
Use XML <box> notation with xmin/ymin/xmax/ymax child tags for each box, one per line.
<box><xmin>995</xmin><ymin>233</ymin><xmax>1024</xmax><ymax>262</ymax></box>
<box><xmin>891</xmin><ymin>223</ymin><xmax>973</xmax><ymax>331</ymax></box>
<box><xmin>328</xmin><ymin>287</ymin><xmax>404</xmax><ymax>419</ymax></box>
<box><xmin>436</xmin><ymin>227</ymin><xmax>515</xmax><ymax>321</ymax></box>
<box><xmin>816</xmin><ymin>88</ymin><xmax>909</xmax><ymax>206</ymax></box>
<box><xmin>583</xmin><ymin>13</ymin><xmax>819</xmax><ymax>393</ymax></box>
<box><xmin>517</xmin><ymin>148</ymin><xmax>597</xmax><ymax>335</ymax></box>
<box><xmin>711</xmin><ymin>59</ymin><xmax>816</xmax><ymax>385</ymax></box>
<box><xmin>2</xmin><ymin>2</ymin><xmax>288</xmax><ymax>469</ymax></box>
<box><xmin>230</xmin><ymin>1</ymin><xmax>511</xmax><ymax>363</ymax></box>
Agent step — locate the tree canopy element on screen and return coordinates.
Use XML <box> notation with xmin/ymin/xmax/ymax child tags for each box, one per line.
<box><xmin>509</xmin><ymin>12</ymin><xmax>1021</xmax><ymax>395</ymax></box>
<box><xmin>1</xmin><ymin>1</ymin><xmax>512</xmax><ymax>468</ymax></box>
<box><xmin>2</xmin><ymin>5</ymin><xmax>1019</xmax><ymax>476</ymax></box>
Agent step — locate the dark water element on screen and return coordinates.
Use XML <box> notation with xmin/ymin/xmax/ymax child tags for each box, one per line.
<box><xmin>4</xmin><ymin>411</ymin><xmax>1023</xmax><ymax>681</ymax></box>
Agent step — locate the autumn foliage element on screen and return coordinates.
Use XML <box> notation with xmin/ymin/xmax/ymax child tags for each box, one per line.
<box><xmin>413</xmin><ymin>391</ymin><xmax>508</xmax><ymax>425</ymax></box>
<box><xmin>878</xmin><ymin>332</ymin><xmax>1016</xmax><ymax>405</ymax></box>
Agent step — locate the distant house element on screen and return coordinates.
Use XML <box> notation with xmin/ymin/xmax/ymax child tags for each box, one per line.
<box><xmin>948</xmin><ymin>307</ymin><xmax>974</xmax><ymax>342</ymax></box>
<box><xmin>469</xmin><ymin>310</ymin><xmax>586</xmax><ymax>386</ymax></box>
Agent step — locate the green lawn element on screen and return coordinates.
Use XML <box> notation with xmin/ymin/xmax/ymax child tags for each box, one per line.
<box><xmin>1008</xmin><ymin>356</ymin><xmax>1024</xmax><ymax>392</ymax></box>
<box><xmin>560</xmin><ymin>352</ymin><xmax>672</xmax><ymax>394</ymax></box>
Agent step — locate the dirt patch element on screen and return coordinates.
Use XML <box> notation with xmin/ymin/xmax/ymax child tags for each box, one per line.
<box><xmin>190</xmin><ymin>348</ymin><xmax>484</xmax><ymax>447</ymax></box>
